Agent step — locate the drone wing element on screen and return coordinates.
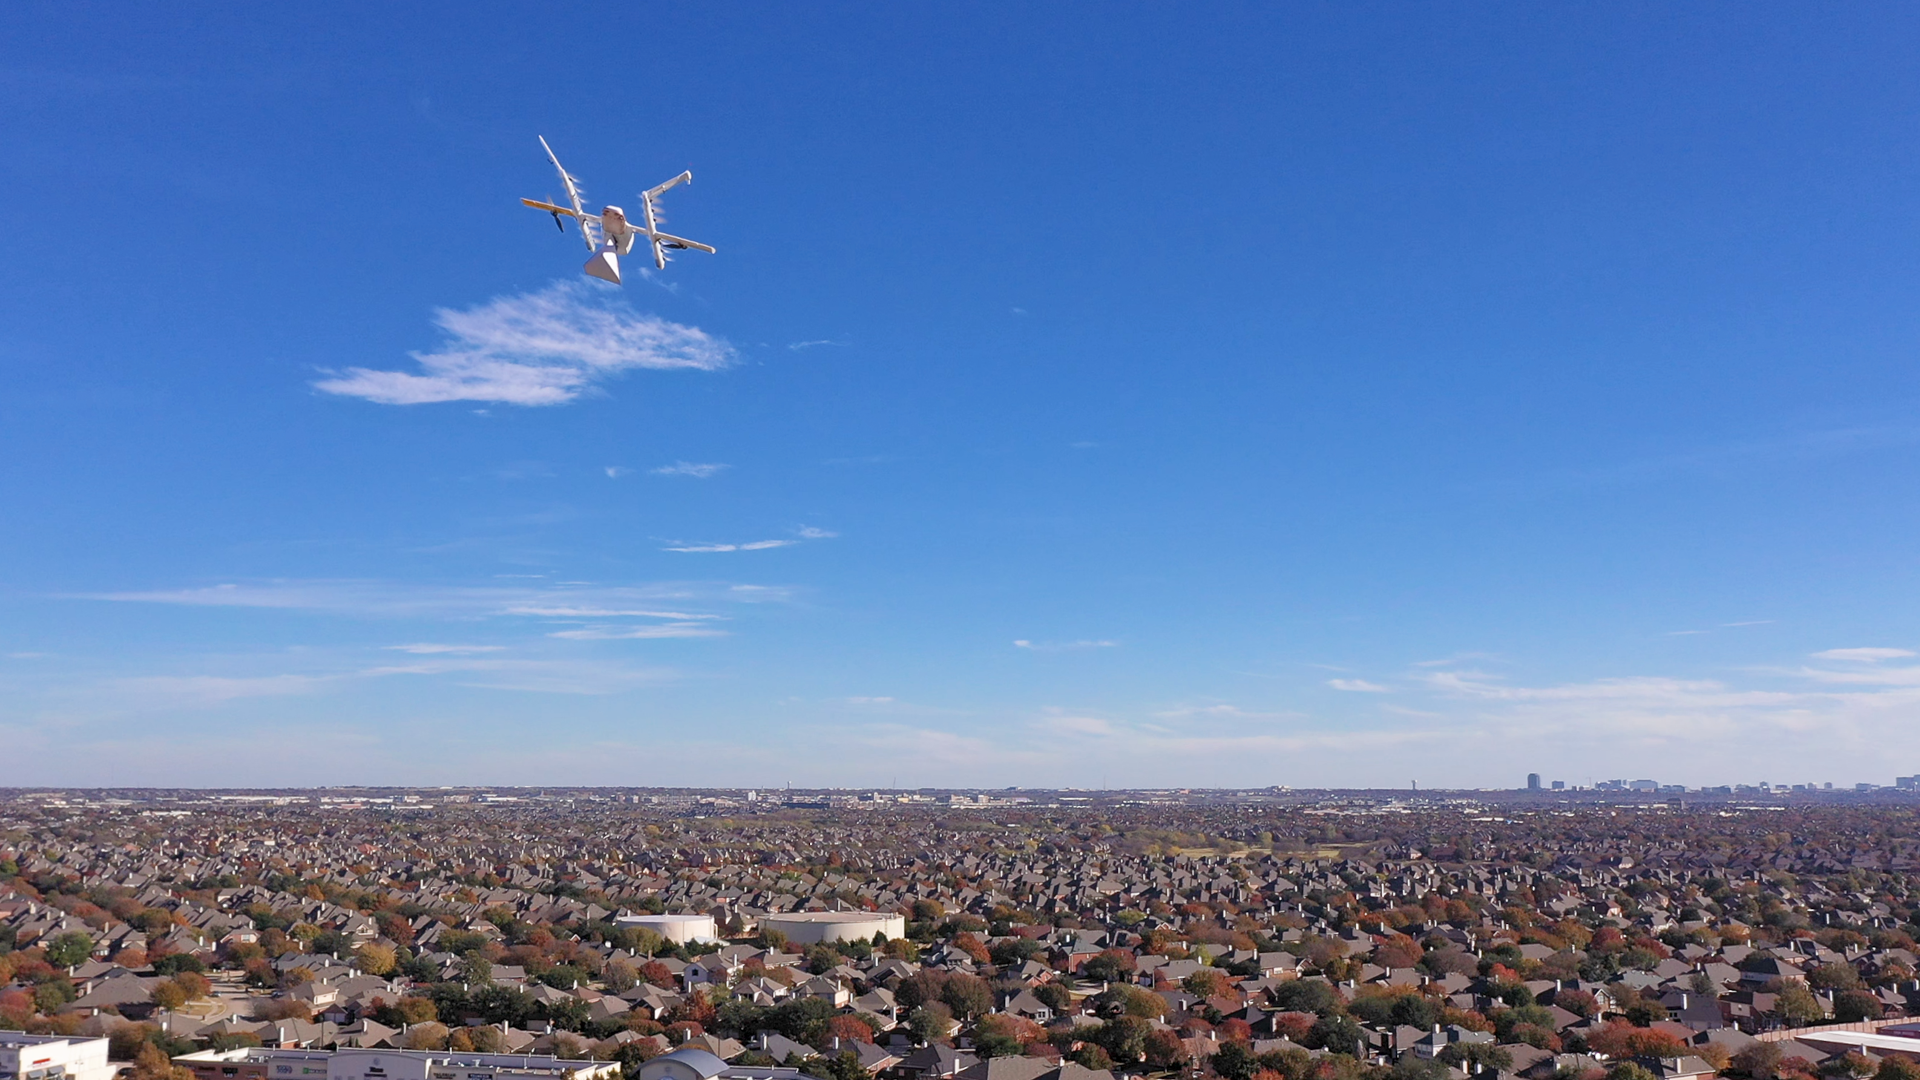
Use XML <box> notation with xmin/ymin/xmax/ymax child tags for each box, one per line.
<box><xmin>538</xmin><ymin>136</ymin><xmax>598</xmax><ymax>251</ymax></box>
<box><xmin>640</xmin><ymin>172</ymin><xmax>711</xmax><ymax>268</ymax></box>
<box><xmin>644</xmin><ymin>171</ymin><xmax>693</xmax><ymax>200</ymax></box>
<box><xmin>649</xmin><ymin>231</ymin><xmax>716</xmax><ymax>255</ymax></box>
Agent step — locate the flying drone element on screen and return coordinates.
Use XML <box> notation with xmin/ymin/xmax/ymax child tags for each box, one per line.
<box><xmin>520</xmin><ymin>136</ymin><xmax>715</xmax><ymax>284</ymax></box>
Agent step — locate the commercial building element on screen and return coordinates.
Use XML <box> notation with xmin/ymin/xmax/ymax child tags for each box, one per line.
<box><xmin>0</xmin><ymin>1034</ymin><xmax>114</xmax><ymax>1080</ymax></box>
<box><xmin>612</xmin><ymin>913</ymin><xmax>718</xmax><ymax>944</ymax></box>
<box><xmin>174</xmin><ymin>1048</ymin><xmax>618</xmax><ymax>1080</ymax></box>
<box><xmin>758</xmin><ymin>911</ymin><xmax>906</xmax><ymax>945</ymax></box>
<box><xmin>637</xmin><ymin>1048</ymin><xmax>822</xmax><ymax>1080</ymax></box>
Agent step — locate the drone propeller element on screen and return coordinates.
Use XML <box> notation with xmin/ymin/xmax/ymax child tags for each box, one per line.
<box><xmin>547</xmin><ymin>195</ymin><xmax>565</xmax><ymax>232</ymax></box>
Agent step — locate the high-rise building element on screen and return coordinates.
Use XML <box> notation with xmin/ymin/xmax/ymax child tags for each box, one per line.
<box><xmin>1526</xmin><ymin>773</ymin><xmax>1542</xmax><ymax>790</ymax></box>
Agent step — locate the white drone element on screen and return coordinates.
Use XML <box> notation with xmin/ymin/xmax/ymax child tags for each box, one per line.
<box><xmin>521</xmin><ymin>136</ymin><xmax>715</xmax><ymax>285</ymax></box>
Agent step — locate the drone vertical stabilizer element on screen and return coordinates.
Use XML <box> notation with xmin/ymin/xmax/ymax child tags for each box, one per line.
<box><xmin>585</xmin><ymin>246</ymin><xmax>621</xmax><ymax>284</ymax></box>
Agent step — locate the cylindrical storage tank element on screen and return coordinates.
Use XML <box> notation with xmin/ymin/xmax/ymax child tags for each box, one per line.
<box><xmin>759</xmin><ymin>911</ymin><xmax>907</xmax><ymax>945</ymax></box>
<box><xmin>613</xmin><ymin>913</ymin><xmax>719</xmax><ymax>944</ymax></box>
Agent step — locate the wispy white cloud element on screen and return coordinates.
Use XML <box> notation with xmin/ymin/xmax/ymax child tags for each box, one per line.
<box><xmin>1013</xmin><ymin>639</ymin><xmax>1118</xmax><ymax>652</ymax></box>
<box><xmin>1812</xmin><ymin>647</ymin><xmax>1914</xmax><ymax>662</ymax></box>
<box><xmin>663</xmin><ymin>540</ymin><xmax>795</xmax><ymax>553</ymax></box>
<box><xmin>651</xmin><ymin>461</ymin><xmax>729</xmax><ymax>479</ymax></box>
<box><xmin>313</xmin><ymin>281</ymin><xmax>733</xmax><ymax>406</ymax></box>
<box><xmin>80</xmin><ymin>580</ymin><xmax>782</xmax><ymax>628</ymax></box>
<box><xmin>1327</xmin><ymin>678</ymin><xmax>1391</xmax><ymax>693</ymax></box>
<box><xmin>604</xmin><ymin>466</ymin><xmax>631</xmax><ymax>478</ymax></box>
<box><xmin>504</xmin><ymin>605</ymin><xmax>717</xmax><ymax>619</ymax></box>
<box><xmin>385</xmin><ymin>643</ymin><xmax>504</xmax><ymax>655</ymax></box>
<box><xmin>662</xmin><ymin>525</ymin><xmax>836</xmax><ymax>553</ymax></box>
<box><xmin>545</xmin><ymin>623</ymin><xmax>726</xmax><ymax>640</ymax></box>
<box><xmin>1154</xmin><ymin>703</ymin><xmax>1298</xmax><ymax>720</ymax></box>
<box><xmin>787</xmin><ymin>339</ymin><xmax>845</xmax><ymax>351</ymax></box>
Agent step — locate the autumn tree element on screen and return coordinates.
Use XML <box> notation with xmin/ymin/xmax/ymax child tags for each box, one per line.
<box><xmin>356</xmin><ymin>944</ymin><xmax>397</xmax><ymax>976</ymax></box>
<box><xmin>1178</xmin><ymin>968</ymin><xmax>1224</xmax><ymax>999</ymax></box>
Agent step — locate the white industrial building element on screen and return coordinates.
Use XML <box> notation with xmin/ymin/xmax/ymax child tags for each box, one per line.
<box><xmin>0</xmin><ymin>1034</ymin><xmax>114</xmax><ymax>1080</ymax></box>
<box><xmin>612</xmin><ymin>912</ymin><xmax>718</xmax><ymax>944</ymax></box>
<box><xmin>758</xmin><ymin>911</ymin><xmax>905</xmax><ymax>945</ymax></box>
<box><xmin>174</xmin><ymin>1048</ymin><xmax>618</xmax><ymax>1080</ymax></box>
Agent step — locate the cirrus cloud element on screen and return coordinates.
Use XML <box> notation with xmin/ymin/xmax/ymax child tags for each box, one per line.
<box><xmin>314</xmin><ymin>281</ymin><xmax>733</xmax><ymax>406</ymax></box>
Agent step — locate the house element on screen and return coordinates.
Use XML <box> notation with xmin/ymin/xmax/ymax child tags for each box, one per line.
<box><xmin>891</xmin><ymin>1044</ymin><xmax>978</xmax><ymax>1080</ymax></box>
<box><xmin>1635</xmin><ymin>1056</ymin><xmax>1718</xmax><ymax>1080</ymax></box>
<box><xmin>1411</xmin><ymin>1026</ymin><xmax>1494</xmax><ymax>1060</ymax></box>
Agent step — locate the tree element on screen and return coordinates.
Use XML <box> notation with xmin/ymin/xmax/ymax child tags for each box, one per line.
<box><xmin>1834</xmin><ymin>991</ymin><xmax>1883</xmax><ymax>1023</ymax></box>
<box><xmin>1183</xmin><ymin>969</ymin><xmax>1228</xmax><ymax>999</ymax></box>
<box><xmin>150</xmin><ymin>982</ymin><xmax>187</xmax><ymax>1012</ymax></box>
<box><xmin>170</xmin><ymin>972</ymin><xmax>212</xmax><ymax>1002</ymax></box>
<box><xmin>817</xmin><ymin>1052</ymin><xmax>870</xmax><ymax>1080</ymax></box>
<box><xmin>1439</xmin><ymin>1044</ymin><xmax>1514</xmax><ymax>1073</ymax></box>
<box><xmin>392</xmin><ymin>997</ymin><xmax>438</xmax><ymax>1024</ymax></box>
<box><xmin>1876</xmin><ymin>1061</ymin><xmax>1920</xmax><ymax>1080</ymax></box>
<box><xmin>825</xmin><ymin>1014</ymin><xmax>874</xmax><ymax>1046</ymax></box>
<box><xmin>1268</xmin><ymin>980</ymin><xmax>1338</xmax><ymax>1016</ymax></box>
<box><xmin>45</xmin><ymin>932</ymin><xmax>94</xmax><ymax>969</ymax></box>
<box><xmin>1145</xmin><ymin>1028</ymin><xmax>1189</xmax><ymax>1071</ymax></box>
<box><xmin>1585</xmin><ymin>1022</ymin><xmax>1688</xmax><ymax>1060</ymax></box>
<box><xmin>1553</xmin><ymin>990</ymin><xmax>1600</xmax><ymax>1019</ymax></box>
<box><xmin>1392</xmin><ymin>1058</ymin><xmax>1450</xmax><ymax>1080</ymax></box>
<box><xmin>1081</xmin><ymin>950</ymin><xmax>1137</xmax><ymax>984</ymax></box>
<box><xmin>1774</xmin><ymin>983</ymin><xmax>1825</xmax><ymax>1027</ymax></box>
<box><xmin>1607</xmin><ymin>1065</ymin><xmax>1656</xmax><ymax>1080</ymax></box>
<box><xmin>126</xmin><ymin>1043</ymin><xmax>190</xmax><ymax>1080</ymax></box>
<box><xmin>1092</xmin><ymin>1015</ymin><xmax>1151</xmax><ymax>1065</ymax></box>
<box><xmin>906</xmin><ymin>1003</ymin><xmax>954</xmax><ymax>1043</ymax></box>
<box><xmin>152</xmin><ymin>955</ymin><xmax>206</xmax><ymax>977</ymax></box>
<box><xmin>1214</xmin><ymin>1042</ymin><xmax>1259</xmax><ymax>1080</ymax></box>
<box><xmin>461</xmin><ymin>952</ymin><xmax>495</xmax><ymax>987</ymax></box>
<box><xmin>1070</xmin><ymin>1045</ymin><xmax>1114</xmax><ymax>1071</ymax></box>
<box><xmin>940</xmin><ymin>973</ymin><xmax>992</xmax><ymax>1021</ymax></box>
<box><xmin>1092</xmin><ymin>983</ymin><xmax>1165</xmax><ymax>1019</ymax></box>
<box><xmin>1307</xmin><ymin>1015</ymin><xmax>1364</xmax><ymax>1055</ymax></box>
<box><xmin>357</xmin><ymin>944</ymin><xmax>397</xmax><ymax>976</ymax></box>
<box><xmin>1033</xmin><ymin>982</ymin><xmax>1072</xmax><ymax>1013</ymax></box>
<box><xmin>404</xmin><ymin>1023</ymin><xmax>450</xmax><ymax>1051</ymax></box>
<box><xmin>604</xmin><ymin>960</ymin><xmax>638</xmax><ymax>993</ymax></box>
<box><xmin>1808</xmin><ymin>964</ymin><xmax>1863</xmax><ymax>992</ymax></box>
<box><xmin>1731</xmin><ymin>1044</ymin><xmax>1784</xmax><ymax>1080</ymax></box>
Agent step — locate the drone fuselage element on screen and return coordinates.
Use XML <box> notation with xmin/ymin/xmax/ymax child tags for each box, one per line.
<box><xmin>599</xmin><ymin>205</ymin><xmax>637</xmax><ymax>255</ymax></box>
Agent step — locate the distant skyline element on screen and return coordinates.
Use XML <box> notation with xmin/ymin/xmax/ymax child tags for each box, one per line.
<box><xmin>5</xmin><ymin>5</ymin><xmax>1920</xmax><ymax>788</ymax></box>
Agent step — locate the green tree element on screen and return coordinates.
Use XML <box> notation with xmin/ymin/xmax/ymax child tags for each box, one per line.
<box><xmin>152</xmin><ymin>954</ymin><xmax>206</xmax><ymax>977</ymax></box>
<box><xmin>1212</xmin><ymin>1042</ymin><xmax>1258</xmax><ymax>1080</ymax></box>
<box><xmin>461</xmin><ymin>952</ymin><xmax>495</xmax><ymax>987</ymax></box>
<box><xmin>1081</xmin><ymin>950</ymin><xmax>1136</xmax><ymax>984</ymax></box>
<box><xmin>45</xmin><ymin>932</ymin><xmax>94</xmax><ymax>969</ymax></box>
<box><xmin>1834</xmin><ymin>991</ymin><xmax>1884</xmax><ymax>1023</ymax></box>
<box><xmin>939</xmin><ymin>973</ymin><xmax>991</xmax><ymax>1021</ymax></box>
<box><xmin>1774</xmin><ymin>983</ymin><xmax>1825</xmax><ymax>1027</ymax></box>
<box><xmin>817</xmin><ymin>1053</ymin><xmax>870</xmax><ymax>1080</ymax></box>
<box><xmin>1183</xmin><ymin>969</ymin><xmax>1228</xmax><ymax>998</ymax></box>
<box><xmin>1439</xmin><ymin>1044</ymin><xmax>1514</xmax><ymax>1073</ymax></box>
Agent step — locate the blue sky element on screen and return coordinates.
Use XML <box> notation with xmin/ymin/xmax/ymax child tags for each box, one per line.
<box><xmin>5</xmin><ymin>4</ymin><xmax>1920</xmax><ymax>789</ymax></box>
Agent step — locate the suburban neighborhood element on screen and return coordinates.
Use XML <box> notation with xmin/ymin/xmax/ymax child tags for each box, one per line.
<box><xmin>4</xmin><ymin>789</ymin><xmax>1920</xmax><ymax>1080</ymax></box>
